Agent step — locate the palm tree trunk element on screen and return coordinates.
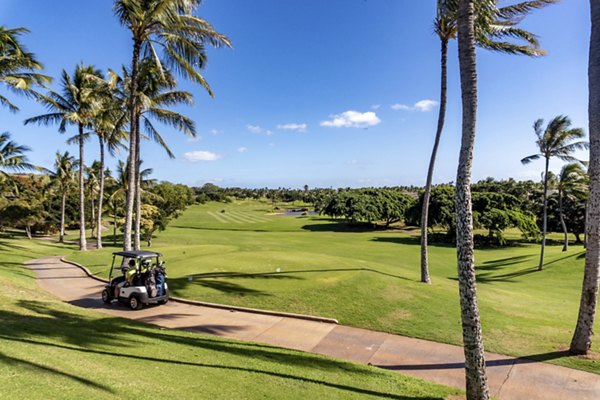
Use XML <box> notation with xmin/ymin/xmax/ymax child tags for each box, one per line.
<box><xmin>123</xmin><ymin>40</ymin><xmax>141</xmax><ymax>251</ymax></box>
<box><xmin>456</xmin><ymin>1</ymin><xmax>489</xmax><ymax>398</ymax></box>
<box><xmin>134</xmin><ymin>115</ymin><xmax>141</xmax><ymax>250</ymax></box>
<box><xmin>113</xmin><ymin>201</ymin><xmax>117</xmax><ymax>247</ymax></box>
<box><xmin>97</xmin><ymin>136</ymin><xmax>105</xmax><ymax>249</ymax></box>
<box><xmin>420</xmin><ymin>37</ymin><xmax>449</xmax><ymax>285</ymax></box>
<box><xmin>90</xmin><ymin>195</ymin><xmax>95</xmax><ymax>239</ymax></box>
<box><xmin>559</xmin><ymin>189</ymin><xmax>569</xmax><ymax>251</ymax></box>
<box><xmin>78</xmin><ymin>123</ymin><xmax>87</xmax><ymax>251</ymax></box>
<box><xmin>584</xmin><ymin>200</ymin><xmax>589</xmax><ymax>249</ymax></box>
<box><xmin>539</xmin><ymin>157</ymin><xmax>550</xmax><ymax>270</ymax></box>
<box><xmin>59</xmin><ymin>190</ymin><xmax>66</xmax><ymax>243</ymax></box>
<box><xmin>570</xmin><ymin>0</ymin><xmax>600</xmax><ymax>355</ymax></box>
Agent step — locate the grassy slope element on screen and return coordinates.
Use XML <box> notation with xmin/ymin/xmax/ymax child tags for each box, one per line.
<box><xmin>68</xmin><ymin>200</ymin><xmax>600</xmax><ymax>374</ymax></box>
<box><xmin>0</xmin><ymin>235</ymin><xmax>459</xmax><ymax>399</ymax></box>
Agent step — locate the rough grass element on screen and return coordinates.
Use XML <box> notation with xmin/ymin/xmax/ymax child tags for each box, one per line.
<box><xmin>0</xmin><ymin>233</ymin><xmax>460</xmax><ymax>399</ymax></box>
<box><xmin>67</xmin><ymin>200</ymin><xmax>600</xmax><ymax>374</ymax></box>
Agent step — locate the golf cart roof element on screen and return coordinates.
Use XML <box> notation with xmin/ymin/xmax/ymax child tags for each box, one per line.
<box><xmin>112</xmin><ymin>250</ymin><xmax>162</xmax><ymax>259</ymax></box>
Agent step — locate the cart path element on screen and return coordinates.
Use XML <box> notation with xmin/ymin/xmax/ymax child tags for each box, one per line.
<box><xmin>26</xmin><ymin>256</ymin><xmax>600</xmax><ymax>400</ymax></box>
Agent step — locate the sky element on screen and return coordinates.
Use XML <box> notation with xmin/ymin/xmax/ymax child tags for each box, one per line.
<box><xmin>1</xmin><ymin>0</ymin><xmax>591</xmax><ymax>189</ymax></box>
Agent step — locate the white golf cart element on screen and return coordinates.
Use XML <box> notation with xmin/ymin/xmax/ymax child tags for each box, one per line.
<box><xmin>101</xmin><ymin>250</ymin><xmax>169</xmax><ymax>310</ymax></box>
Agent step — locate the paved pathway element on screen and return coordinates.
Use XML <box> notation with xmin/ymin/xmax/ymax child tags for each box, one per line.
<box><xmin>26</xmin><ymin>256</ymin><xmax>600</xmax><ymax>400</ymax></box>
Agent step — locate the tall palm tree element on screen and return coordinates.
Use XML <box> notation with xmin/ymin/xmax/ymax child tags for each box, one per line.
<box><xmin>89</xmin><ymin>81</ymin><xmax>127</xmax><ymax>249</ymax></box>
<box><xmin>0</xmin><ymin>26</ymin><xmax>51</xmax><ymax>112</ymax></box>
<box><xmin>421</xmin><ymin>0</ymin><xmax>558</xmax><ymax>284</ymax></box>
<box><xmin>24</xmin><ymin>64</ymin><xmax>104</xmax><ymax>251</ymax></box>
<box><xmin>456</xmin><ymin>0</ymin><xmax>490</xmax><ymax>397</ymax></box>
<box><xmin>571</xmin><ymin>0</ymin><xmax>600</xmax><ymax>356</ymax></box>
<box><xmin>108</xmin><ymin>60</ymin><xmax>195</xmax><ymax>249</ymax></box>
<box><xmin>556</xmin><ymin>163</ymin><xmax>587</xmax><ymax>252</ymax></box>
<box><xmin>521</xmin><ymin>116</ymin><xmax>587</xmax><ymax>270</ymax></box>
<box><xmin>0</xmin><ymin>132</ymin><xmax>36</xmax><ymax>175</ymax></box>
<box><xmin>113</xmin><ymin>0</ymin><xmax>231</xmax><ymax>251</ymax></box>
<box><xmin>50</xmin><ymin>151</ymin><xmax>77</xmax><ymax>243</ymax></box>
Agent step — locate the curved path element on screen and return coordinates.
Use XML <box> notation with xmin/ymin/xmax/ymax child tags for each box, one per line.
<box><xmin>27</xmin><ymin>256</ymin><xmax>600</xmax><ymax>400</ymax></box>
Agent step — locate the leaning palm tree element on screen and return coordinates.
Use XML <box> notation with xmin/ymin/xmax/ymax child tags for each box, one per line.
<box><xmin>50</xmin><ymin>151</ymin><xmax>78</xmax><ymax>243</ymax></box>
<box><xmin>0</xmin><ymin>131</ymin><xmax>36</xmax><ymax>175</ymax></box>
<box><xmin>571</xmin><ymin>0</ymin><xmax>600</xmax><ymax>356</ymax></box>
<box><xmin>521</xmin><ymin>116</ymin><xmax>587</xmax><ymax>270</ymax></box>
<box><xmin>113</xmin><ymin>0</ymin><xmax>231</xmax><ymax>251</ymax></box>
<box><xmin>0</xmin><ymin>26</ymin><xmax>51</xmax><ymax>112</ymax></box>
<box><xmin>556</xmin><ymin>163</ymin><xmax>587</xmax><ymax>252</ymax></box>
<box><xmin>455</xmin><ymin>0</ymin><xmax>491</xmax><ymax>397</ymax></box>
<box><xmin>421</xmin><ymin>0</ymin><xmax>558</xmax><ymax>284</ymax></box>
<box><xmin>24</xmin><ymin>64</ymin><xmax>104</xmax><ymax>251</ymax></box>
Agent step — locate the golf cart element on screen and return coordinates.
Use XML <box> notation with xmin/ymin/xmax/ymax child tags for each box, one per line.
<box><xmin>101</xmin><ymin>250</ymin><xmax>169</xmax><ymax>310</ymax></box>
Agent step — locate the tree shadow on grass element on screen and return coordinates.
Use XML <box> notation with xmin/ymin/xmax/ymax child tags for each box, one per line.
<box><xmin>0</xmin><ymin>300</ymin><xmax>448</xmax><ymax>400</ymax></box>
<box><xmin>379</xmin><ymin>350</ymin><xmax>571</xmax><ymax>372</ymax></box>
<box><xmin>0</xmin><ymin>351</ymin><xmax>115</xmax><ymax>393</ymax></box>
<box><xmin>371</xmin><ymin>236</ymin><xmax>454</xmax><ymax>248</ymax></box>
<box><xmin>168</xmin><ymin>276</ymin><xmax>273</xmax><ymax>297</ymax></box>
<box><xmin>188</xmin><ymin>268</ymin><xmax>411</xmax><ymax>283</ymax></box>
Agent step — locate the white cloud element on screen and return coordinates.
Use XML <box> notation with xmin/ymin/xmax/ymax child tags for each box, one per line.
<box><xmin>391</xmin><ymin>99</ymin><xmax>439</xmax><ymax>112</ymax></box>
<box><xmin>247</xmin><ymin>124</ymin><xmax>273</xmax><ymax>135</ymax></box>
<box><xmin>371</xmin><ymin>104</ymin><xmax>381</xmax><ymax>110</ymax></box>
<box><xmin>391</xmin><ymin>103</ymin><xmax>412</xmax><ymax>111</ymax></box>
<box><xmin>210</xmin><ymin>129</ymin><xmax>222</xmax><ymax>136</ymax></box>
<box><xmin>184</xmin><ymin>150</ymin><xmax>222</xmax><ymax>162</ymax></box>
<box><xmin>320</xmin><ymin>110</ymin><xmax>381</xmax><ymax>128</ymax></box>
<box><xmin>414</xmin><ymin>99</ymin><xmax>439</xmax><ymax>112</ymax></box>
<box><xmin>246</xmin><ymin>124</ymin><xmax>262</xmax><ymax>134</ymax></box>
<box><xmin>238</xmin><ymin>147</ymin><xmax>247</xmax><ymax>153</ymax></box>
<box><xmin>277</xmin><ymin>123</ymin><xmax>307</xmax><ymax>132</ymax></box>
<box><xmin>187</xmin><ymin>135</ymin><xmax>202</xmax><ymax>143</ymax></box>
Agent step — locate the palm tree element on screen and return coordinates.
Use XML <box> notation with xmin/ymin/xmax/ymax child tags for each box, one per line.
<box><xmin>555</xmin><ymin>163</ymin><xmax>587</xmax><ymax>252</ymax></box>
<box><xmin>421</xmin><ymin>0</ymin><xmax>558</xmax><ymax>284</ymax></box>
<box><xmin>113</xmin><ymin>0</ymin><xmax>231</xmax><ymax>251</ymax></box>
<box><xmin>0</xmin><ymin>132</ymin><xmax>36</xmax><ymax>175</ymax></box>
<box><xmin>571</xmin><ymin>0</ymin><xmax>600</xmax><ymax>356</ymax></box>
<box><xmin>0</xmin><ymin>26</ymin><xmax>51</xmax><ymax>112</ymax></box>
<box><xmin>24</xmin><ymin>64</ymin><xmax>104</xmax><ymax>251</ymax></box>
<box><xmin>521</xmin><ymin>116</ymin><xmax>587</xmax><ymax>270</ymax></box>
<box><xmin>50</xmin><ymin>151</ymin><xmax>77</xmax><ymax>243</ymax></box>
<box><xmin>89</xmin><ymin>83</ymin><xmax>127</xmax><ymax>250</ymax></box>
<box><xmin>455</xmin><ymin>0</ymin><xmax>490</xmax><ymax>397</ymax></box>
<box><xmin>108</xmin><ymin>60</ymin><xmax>195</xmax><ymax>249</ymax></box>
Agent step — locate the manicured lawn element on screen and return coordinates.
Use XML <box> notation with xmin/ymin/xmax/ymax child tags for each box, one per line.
<box><xmin>68</xmin><ymin>200</ymin><xmax>600</xmax><ymax>374</ymax></box>
<box><xmin>0</xmin><ymin>234</ymin><xmax>460</xmax><ymax>399</ymax></box>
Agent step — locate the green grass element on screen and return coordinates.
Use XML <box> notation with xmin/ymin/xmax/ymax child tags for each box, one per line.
<box><xmin>66</xmin><ymin>200</ymin><xmax>600</xmax><ymax>375</ymax></box>
<box><xmin>0</xmin><ymin>233</ymin><xmax>460</xmax><ymax>399</ymax></box>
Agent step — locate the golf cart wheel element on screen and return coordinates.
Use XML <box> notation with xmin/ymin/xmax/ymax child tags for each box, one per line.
<box><xmin>129</xmin><ymin>295</ymin><xmax>143</xmax><ymax>310</ymax></box>
<box><xmin>101</xmin><ymin>289</ymin><xmax>112</xmax><ymax>304</ymax></box>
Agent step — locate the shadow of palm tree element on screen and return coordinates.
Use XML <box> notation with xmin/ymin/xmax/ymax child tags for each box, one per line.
<box><xmin>0</xmin><ymin>300</ymin><xmax>450</xmax><ymax>400</ymax></box>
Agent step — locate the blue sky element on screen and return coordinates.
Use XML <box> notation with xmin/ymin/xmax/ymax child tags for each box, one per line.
<box><xmin>1</xmin><ymin>0</ymin><xmax>590</xmax><ymax>188</ymax></box>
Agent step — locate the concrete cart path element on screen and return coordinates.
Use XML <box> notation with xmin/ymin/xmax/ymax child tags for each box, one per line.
<box><xmin>26</xmin><ymin>256</ymin><xmax>600</xmax><ymax>400</ymax></box>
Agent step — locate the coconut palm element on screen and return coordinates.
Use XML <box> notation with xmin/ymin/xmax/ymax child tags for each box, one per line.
<box><xmin>455</xmin><ymin>0</ymin><xmax>490</xmax><ymax>397</ymax></box>
<box><xmin>421</xmin><ymin>0</ymin><xmax>558</xmax><ymax>284</ymax></box>
<box><xmin>113</xmin><ymin>0</ymin><xmax>231</xmax><ymax>251</ymax></box>
<box><xmin>0</xmin><ymin>26</ymin><xmax>51</xmax><ymax>112</ymax></box>
<box><xmin>521</xmin><ymin>116</ymin><xmax>587</xmax><ymax>270</ymax></box>
<box><xmin>107</xmin><ymin>60</ymin><xmax>195</xmax><ymax>249</ymax></box>
<box><xmin>24</xmin><ymin>64</ymin><xmax>104</xmax><ymax>251</ymax></box>
<box><xmin>571</xmin><ymin>0</ymin><xmax>600</xmax><ymax>356</ymax></box>
<box><xmin>90</xmin><ymin>84</ymin><xmax>127</xmax><ymax>249</ymax></box>
<box><xmin>50</xmin><ymin>151</ymin><xmax>78</xmax><ymax>243</ymax></box>
<box><xmin>555</xmin><ymin>163</ymin><xmax>587</xmax><ymax>252</ymax></box>
<box><xmin>0</xmin><ymin>132</ymin><xmax>36</xmax><ymax>175</ymax></box>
